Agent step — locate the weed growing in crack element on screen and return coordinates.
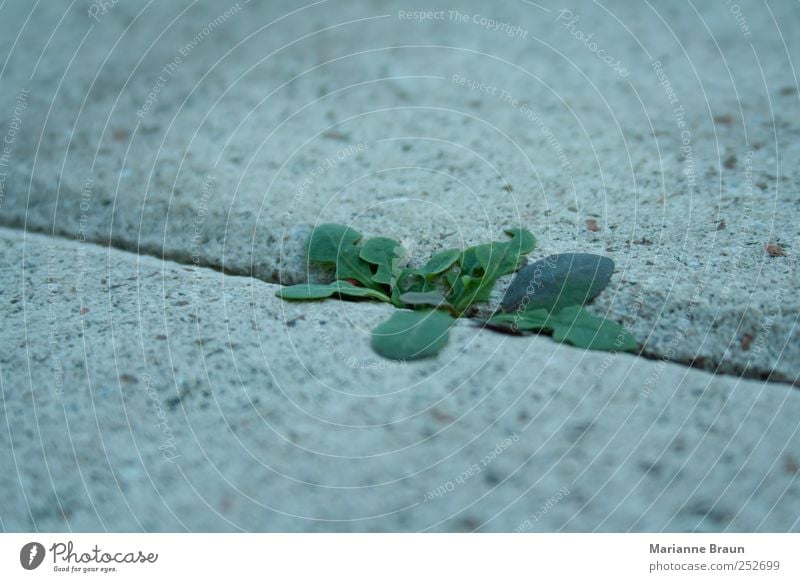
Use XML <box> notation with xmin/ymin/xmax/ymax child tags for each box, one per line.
<box><xmin>277</xmin><ymin>223</ymin><xmax>637</xmax><ymax>360</ymax></box>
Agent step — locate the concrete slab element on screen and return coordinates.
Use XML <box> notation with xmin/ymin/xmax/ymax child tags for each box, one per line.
<box><xmin>0</xmin><ymin>0</ymin><xmax>799</xmax><ymax>381</ymax></box>
<box><xmin>1</xmin><ymin>227</ymin><xmax>799</xmax><ymax>532</ymax></box>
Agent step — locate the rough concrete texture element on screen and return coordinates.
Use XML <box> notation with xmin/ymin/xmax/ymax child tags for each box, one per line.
<box><xmin>2</xmin><ymin>228</ymin><xmax>799</xmax><ymax>532</ymax></box>
<box><xmin>0</xmin><ymin>0</ymin><xmax>797</xmax><ymax>381</ymax></box>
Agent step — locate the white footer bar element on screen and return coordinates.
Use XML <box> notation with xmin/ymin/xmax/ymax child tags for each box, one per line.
<box><xmin>2</xmin><ymin>533</ymin><xmax>798</xmax><ymax>581</ymax></box>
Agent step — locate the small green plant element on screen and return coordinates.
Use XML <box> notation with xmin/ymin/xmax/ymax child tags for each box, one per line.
<box><xmin>277</xmin><ymin>223</ymin><xmax>638</xmax><ymax>360</ymax></box>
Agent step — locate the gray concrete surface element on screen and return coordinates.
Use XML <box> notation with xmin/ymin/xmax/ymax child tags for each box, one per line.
<box><xmin>1</xmin><ymin>0</ymin><xmax>799</xmax><ymax>532</ymax></box>
<box><xmin>1</xmin><ymin>228</ymin><xmax>799</xmax><ymax>532</ymax></box>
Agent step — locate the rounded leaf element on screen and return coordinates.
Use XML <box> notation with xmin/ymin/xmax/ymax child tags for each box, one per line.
<box><xmin>503</xmin><ymin>228</ymin><xmax>536</xmax><ymax>254</ymax></box>
<box><xmin>371</xmin><ymin>310</ymin><xmax>453</xmax><ymax>360</ymax></box>
<box><xmin>307</xmin><ymin>223</ymin><xmax>362</xmax><ymax>264</ymax></box>
<box><xmin>501</xmin><ymin>253</ymin><xmax>614</xmax><ymax>313</ymax></box>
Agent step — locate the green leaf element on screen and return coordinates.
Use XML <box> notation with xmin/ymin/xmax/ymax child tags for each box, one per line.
<box><xmin>392</xmin><ymin>269</ymin><xmax>417</xmax><ymax>307</ymax></box>
<box><xmin>448</xmin><ymin>252</ymin><xmax>487</xmax><ymax>309</ymax></box>
<box><xmin>458</xmin><ymin>243</ymin><xmax>488</xmax><ymax>276</ymax></box>
<box><xmin>486</xmin><ymin>309</ymin><xmax>551</xmax><ymax>332</ymax></box>
<box><xmin>449</xmin><ymin>274</ymin><xmax>496</xmax><ymax>313</ymax></box>
<box><xmin>476</xmin><ymin>229</ymin><xmax>535</xmax><ymax>279</ymax></box>
<box><xmin>303</xmin><ymin>223</ymin><xmax>378</xmax><ymax>288</ymax></box>
<box><xmin>371</xmin><ymin>310</ymin><xmax>454</xmax><ymax>360</ymax></box>
<box><xmin>335</xmin><ymin>245</ymin><xmax>378</xmax><ymax>288</ymax></box>
<box><xmin>416</xmin><ymin>248</ymin><xmax>460</xmax><ymax>277</ymax></box>
<box><xmin>549</xmin><ymin>306</ymin><xmax>637</xmax><ymax>351</ymax></box>
<box><xmin>475</xmin><ymin>244</ymin><xmax>522</xmax><ymax>279</ymax></box>
<box><xmin>449</xmin><ymin>228</ymin><xmax>536</xmax><ymax>313</ymax></box>
<box><xmin>503</xmin><ymin>228</ymin><xmax>536</xmax><ymax>254</ymax></box>
<box><xmin>391</xmin><ymin>268</ymin><xmax>440</xmax><ymax>305</ymax></box>
<box><xmin>395</xmin><ymin>268</ymin><xmax>423</xmax><ymax>292</ymax></box>
<box><xmin>276</xmin><ymin>281</ymin><xmax>390</xmax><ymax>302</ymax></box>
<box><xmin>306</xmin><ymin>223</ymin><xmax>362</xmax><ymax>264</ymax></box>
<box><xmin>359</xmin><ymin>237</ymin><xmax>406</xmax><ymax>286</ymax></box>
<box><xmin>276</xmin><ymin>283</ymin><xmax>339</xmax><ymax>300</ymax></box>
<box><xmin>501</xmin><ymin>253</ymin><xmax>614</xmax><ymax>314</ymax></box>
<box><xmin>485</xmin><ymin>306</ymin><xmax>637</xmax><ymax>351</ymax></box>
<box><xmin>461</xmin><ymin>228</ymin><xmax>536</xmax><ymax>278</ymax></box>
